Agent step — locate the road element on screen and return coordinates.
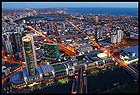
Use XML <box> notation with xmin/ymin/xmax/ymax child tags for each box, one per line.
<box><xmin>71</xmin><ymin>66</ymin><xmax>87</xmax><ymax>94</ymax></box>
<box><xmin>2</xmin><ymin>19</ymin><xmax>138</xmax><ymax>93</ymax></box>
<box><xmin>111</xmin><ymin>54</ymin><xmax>138</xmax><ymax>79</ymax></box>
<box><xmin>66</xmin><ymin>20</ymin><xmax>138</xmax><ymax>80</ymax></box>
<box><xmin>26</xmin><ymin>25</ymin><xmax>77</xmax><ymax>56</ymax></box>
<box><xmin>2</xmin><ymin>62</ymin><xmax>25</xmax><ymax>84</ymax></box>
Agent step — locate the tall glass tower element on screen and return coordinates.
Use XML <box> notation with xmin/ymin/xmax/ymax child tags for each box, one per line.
<box><xmin>22</xmin><ymin>34</ymin><xmax>37</xmax><ymax>76</ymax></box>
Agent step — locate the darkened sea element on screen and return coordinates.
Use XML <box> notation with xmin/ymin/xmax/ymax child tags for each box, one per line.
<box><xmin>66</xmin><ymin>8</ymin><xmax>138</xmax><ymax>17</ymax></box>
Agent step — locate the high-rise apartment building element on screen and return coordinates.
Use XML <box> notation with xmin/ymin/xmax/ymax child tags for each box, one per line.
<box><xmin>111</xmin><ymin>34</ymin><xmax>117</xmax><ymax>44</ymax></box>
<box><xmin>2</xmin><ymin>32</ymin><xmax>13</xmax><ymax>55</ymax></box>
<box><xmin>95</xmin><ymin>15</ymin><xmax>99</xmax><ymax>23</ymax></box>
<box><xmin>111</xmin><ymin>28</ymin><xmax>124</xmax><ymax>44</ymax></box>
<box><xmin>22</xmin><ymin>34</ymin><xmax>37</xmax><ymax>76</ymax></box>
<box><xmin>117</xmin><ymin>29</ymin><xmax>124</xmax><ymax>43</ymax></box>
<box><xmin>95</xmin><ymin>28</ymin><xmax>102</xmax><ymax>41</ymax></box>
<box><xmin>14</xmin><ymin>32</ymin><xmax>23</xmax><ymax>60</ymax></box>
<box><xmin>14</xmin><ymin>32</ymin><xmax>23</xmax><ymax>53</ymax></box>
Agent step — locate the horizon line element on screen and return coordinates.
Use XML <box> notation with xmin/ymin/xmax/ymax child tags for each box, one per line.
<box><xmin>2</xmin><ymin>7</ymin><xmax>138</xmax><ymax>9</ymax></box>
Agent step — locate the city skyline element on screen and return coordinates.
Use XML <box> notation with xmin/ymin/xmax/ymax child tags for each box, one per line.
<box><xmin>2</xmin><ymin>5</ymin><xmax>138</xmax><ymax>94</ymax></box>
<box><xmin>2</xmin><ymin>2</ymin><xmax>138</xmax><ymax>9</ymax></box>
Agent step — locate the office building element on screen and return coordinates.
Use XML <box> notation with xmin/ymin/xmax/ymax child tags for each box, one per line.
<box><xmin>43</xmin><ymin>42</ymin><xmax>60</xmax><ymax>59</ymax></box>
<box><xmin>22</xmin><ymin>34</ymin><xmax>37</xmax><ymax>76</ymax></box>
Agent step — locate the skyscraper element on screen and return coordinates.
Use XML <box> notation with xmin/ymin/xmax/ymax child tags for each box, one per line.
<box><xmin>2</xmin><ymin>32</ymin><xmax>13</xmax><ymax>55</ymax></box>
<box><xmin>111</xmin><ymin>34</ymin><xmax>117</xmax><ymax>44</ymax></box>
<box><xmin>117</xmin><ymin>29</ymin><xmax>124</xmax><ymax>43</ymax></box>
<box><xmin>14</xmin><ymin>32</ymin><xmax>23</xmax><ymax>53</ymax></box>
<box><xmin>43</xmin><ymin>42</ymin><xmax>60</xmax><ymax>59</ymax></box>
<box><xmin>95</xmin><ymin>28</ymin><xmax>102</xmax><ymax>41</ymax></box>
<box><xmin>22</xmin><ymin>34</ymin><xmax>37</xmax><ymax>76</ymax></box>
<box><xmin>111</xmin><ymin>28</ymin><xmax>124</xmax><ymax>44</ymax></box>
<box><xmin>13</xmin><ymin>32</ymin><xmax>23</xmax><ymax>60</ymax></box>
<box><xmin>95</xmin><ymin>15</ymin><xmax>99</xmax><ymax>23</ymax></box>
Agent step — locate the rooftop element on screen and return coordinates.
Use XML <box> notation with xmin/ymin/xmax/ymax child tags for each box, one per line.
<box><xmin>52</xmin><ymin>64</ymin><xmax>66</xmax><ymax>72</ymax></box>
<box><xmin>84</xmin><ymin>50</ymin><xmax>102</xmax><ymax>56</ymax></box>
<box><xmin>5</xmin><ymin>63</ymin><xmax>21</xmax><ymax>70</ymax></box>
<box><xmin>22</xmin><ymin>35</ymin><xmax>31</xmax><ymax>42</ymax></box>
<box><xmin>43</xmin><ymin>42</ymin><xmax>58</xmax><ymax>45</ymax></box>
<box><xmin>127</xmin><ymin>56</ymin><xmax>138</xmax><ymax>62</ymax></box>
<box><xmin>22</xmin><ymin>67</ymin><xmax>42</xmax><ymax>80</ymax></box>
<box><xmin>79</xmin><ymin>44</ymin><xmax>92</xmax><ymax>50</ymax></box>
<box><xmin>40</xmin><ymin>63</ymin><xmax>54</xmax><ymax>74</ymax></box>
<box><xmin>123</xmin><ymin>45</ymin><xmax>138</xmax><ymax>56</ymax></box>
<box><xmin>10</xmin><ymin>71</ymin><xmax>25</xmax><ymax>85</ymax></box>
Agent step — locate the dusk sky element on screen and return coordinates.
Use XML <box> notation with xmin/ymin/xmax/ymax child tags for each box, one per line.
<box><xmin>2</xmin><ymin>2</ymin><xmax>138</xmax><ymax>9</ymax></box>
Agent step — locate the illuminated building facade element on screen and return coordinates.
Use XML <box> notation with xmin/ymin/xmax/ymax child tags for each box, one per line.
<box><xmin>2</xmin><ymin>32</ymin><xmax>13</xmax><ymax>55</ymax></box>
<box><xmin>10</xmin><ymin>32</ymin><xmax>23</xmax><ymax>60</ymax></box>
<box><xmin>2</xmin><ymin>31</ymin><xmax>23</xmax><ymax>60</ymax></box>
<box><xmin>14</xmin><ymin>32</ymin><xmax>23</xmax><ymax>52</ymax></box>
<box><xmin>117</xmin><ymin>29</ymin><xmax>124</xmax><ymax>43</ymax></box>
<box><xmin>111</xmin><ymin>28</ymin><xmax>124</xmax><ymax>44</ymax></box>
<box><xmin>10</xmin><ymin>71</ymin><xmax>26</xmax><ymax>89</ymax></box>
<box><xmin>78</xmin><ymin>44</ymin><xmax>93</xmax><ymax>54</ymax></box>
<box><xmin>52</xmin><ymin>63</ymin><xmax>68</xmax><ymax>80</ymax></box>
<box><xmin>95</xmin><ymin>15</ymin><xmax>99</xmax><ymax>23</ymax></box>
<box><xmin>43</xmin><ymin>42</ymin><xmax>60</xmax><ymax>59</ymax></box>
<box><xmin>111</xmin><ymin>34</ymin><xmax>117</xmax><ymax>44</ymax></box>
<box><xmin>22</xmin><ymin>34</ymin><xmax>37</xmax><ymax>76</ymax></box>
<box><xmin>95</xmin><ymin>26</ymin><xmax>102</xmax><ymax>41</ymax></box>
<box><xmin>39</xmin><ymin>63</ymin><xmax>55</xmax><ymax>79</ymax></box>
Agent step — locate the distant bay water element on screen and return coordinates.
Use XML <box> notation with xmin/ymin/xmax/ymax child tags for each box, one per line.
<box><xmin>66</xmin><ymin>8</ymin><xmax>138</xmax><ymax>17</ymax></box>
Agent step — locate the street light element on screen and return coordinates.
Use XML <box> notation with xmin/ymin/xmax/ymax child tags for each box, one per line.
<box><xmin>104</xmin><ymin>50</ymin><xmax>107</xmax><ymax>53</ymax></box>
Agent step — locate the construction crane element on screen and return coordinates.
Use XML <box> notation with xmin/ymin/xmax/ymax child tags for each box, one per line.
<box><xmin>26</xmin><ymin>25</ymin><xmax>77</xmax><ymax>56</ymax></box>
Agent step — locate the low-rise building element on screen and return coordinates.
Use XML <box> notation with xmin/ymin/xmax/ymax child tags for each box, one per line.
<box><xmin>120</xmin><ymin>50</ymin><xmax>136</xmax><ymax>61</ymax></box>
<box><xmin>51</xmin><ymin>63</ymin><xmax>68</xmax><ymax>80</ymax></box>
<box><xmin>10</xmin><ymin>71</ymin><xmax>26</xmax><ymax>89</ymax></box>
<box><xmin>120</xmin><ymin>50</ymin><xmax>138</xmax><ymax>64</ymax></box>
<box><xmin>39</xmin><ymin>63</ymin><xmax>55</xmax><ymax>79</ymax></box>
<box><xmin>22</xmin><ymin>66</ymin><xmax>43</xmax><ymax>87</ymax></box>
